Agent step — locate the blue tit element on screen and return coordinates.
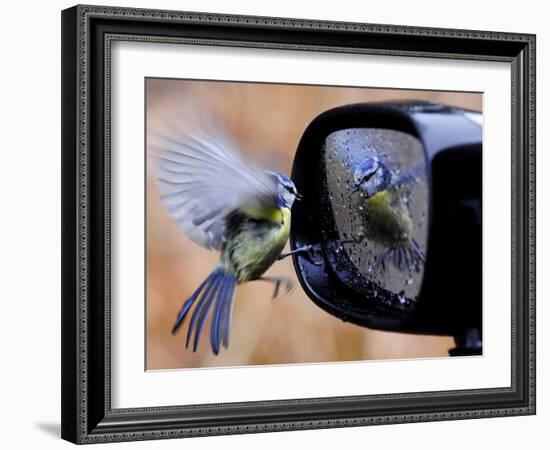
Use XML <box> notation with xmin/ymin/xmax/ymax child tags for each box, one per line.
<box><xmin>352</xmin><ymin>156</ymin><xmax>425</xmax><ymax>272</ymax></box>
<box><xmin>153</xmin><ymin>123</ymin><xmax>309</xmax><ymax>355</ymax></box>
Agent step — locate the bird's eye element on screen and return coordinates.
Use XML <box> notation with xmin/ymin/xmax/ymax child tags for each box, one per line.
<box><xmin>361</xmin><ymin>168</ymin><xmax>378</xmax><ymax>183</ymax></box>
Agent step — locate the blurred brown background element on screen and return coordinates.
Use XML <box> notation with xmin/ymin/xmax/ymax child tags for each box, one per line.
<box><xmin>146</xmin><ymin>78</ymin><xmax>482</xmax><ymax>370</ymax></box>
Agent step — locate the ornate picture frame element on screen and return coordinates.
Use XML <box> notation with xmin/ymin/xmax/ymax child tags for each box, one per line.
<box><xmin>61</xmin><ymin>4</ymin><xmax>535</xmax><ymax>444</ymax></box>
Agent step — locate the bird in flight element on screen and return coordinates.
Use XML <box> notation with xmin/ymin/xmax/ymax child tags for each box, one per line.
<box><xmin>152</xmin><ymin>120</ymin><xmax>311</xmax><ymax>355</ymax></box>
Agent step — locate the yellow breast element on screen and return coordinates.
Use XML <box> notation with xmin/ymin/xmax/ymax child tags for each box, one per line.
<box><xmin>226</xmin><ymin>206</ymin><xmax>291</xmax><ymax>282</ymax></box>
<box><xmin>279</xmin><ymin>207</ymin><xmax>291</xmax><ymax>237</ymax></box>
<box><xmin>243</xmin><ymin>205</ymin><xmax>285</xmax><ymax>224</ymax></box>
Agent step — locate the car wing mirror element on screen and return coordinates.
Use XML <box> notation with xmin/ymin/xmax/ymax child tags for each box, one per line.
<box><xmin>290</xmin><ymin>102</ymin><xmax>482</xmax><ymax>355</ymax></box>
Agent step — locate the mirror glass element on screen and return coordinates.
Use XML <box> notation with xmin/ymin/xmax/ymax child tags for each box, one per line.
<box><xmin>324</xmin><ymin>128</ymin><xmax>429</xmax><ymax>302</ymax></box>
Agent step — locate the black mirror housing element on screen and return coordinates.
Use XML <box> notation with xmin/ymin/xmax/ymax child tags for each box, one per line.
<box><xmin>290</xmin><ymin>101</ymin><xmax>482</xmax><ymax>343</ymax></box>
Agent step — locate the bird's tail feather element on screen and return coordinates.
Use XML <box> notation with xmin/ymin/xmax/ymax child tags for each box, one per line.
<box><xmin>171</xmin><ymin>267</ymin><xmax>237</xmax><ymax>355</ymax></box>
<box><xmin>375</xmin><ymin>240</ymin><xmax>425</xmax><ymax>273</ymax></box>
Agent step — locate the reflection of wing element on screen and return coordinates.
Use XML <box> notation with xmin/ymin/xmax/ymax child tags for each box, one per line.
<box><xmin>392</xmin><ymin>162</ymin><xmax>426</xmax><ymax>189</ymax></box>
<box><xmin>151</xmin><ymin>125</ymin><xmax>279</xmax><ymax>251</ymax></box>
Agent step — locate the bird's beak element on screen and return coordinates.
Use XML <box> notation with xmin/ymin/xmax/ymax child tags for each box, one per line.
<box><xmin>296</xmin><ymin>192</ymin><xmax>303</xmax><ymax>201</ymax></box>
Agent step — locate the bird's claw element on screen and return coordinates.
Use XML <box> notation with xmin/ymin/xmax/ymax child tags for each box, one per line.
<box><xmin>278</xmin><ymin>244</ymin><xmax>323</xmax><ymax>266</ymax></box>
<box><xmin>299</xmin><ymin>245</ymin><xmax>323</xmax><ymax>266</ymax></box>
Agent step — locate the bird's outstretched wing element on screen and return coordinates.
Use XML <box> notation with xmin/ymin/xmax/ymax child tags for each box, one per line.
<box><xmin>392</xmin><ymin>162</ymin><xmax>426</xmax><ymax>189</ymax></box>
<box><xmin>150</xmin><ymin>122</ymin><xmax>279</xmax><ymax>251</ymax></box>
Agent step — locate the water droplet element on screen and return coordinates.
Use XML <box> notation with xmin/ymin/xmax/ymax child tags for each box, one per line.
<box><xmin>398</xmin><ymin>290</ymin><xmax>406</xmax><ymax>304</ymax></box>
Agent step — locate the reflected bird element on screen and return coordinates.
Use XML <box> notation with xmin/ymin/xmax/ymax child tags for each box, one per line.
<box><xmin>152</xmin><ymin>122</ymin><xmax>311</xmax><ymax>355</ymax></box>
<box><xmin>352</xmin><ymin>156</ymin><xmax>425</xmax><ymax>272</ymax></box>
